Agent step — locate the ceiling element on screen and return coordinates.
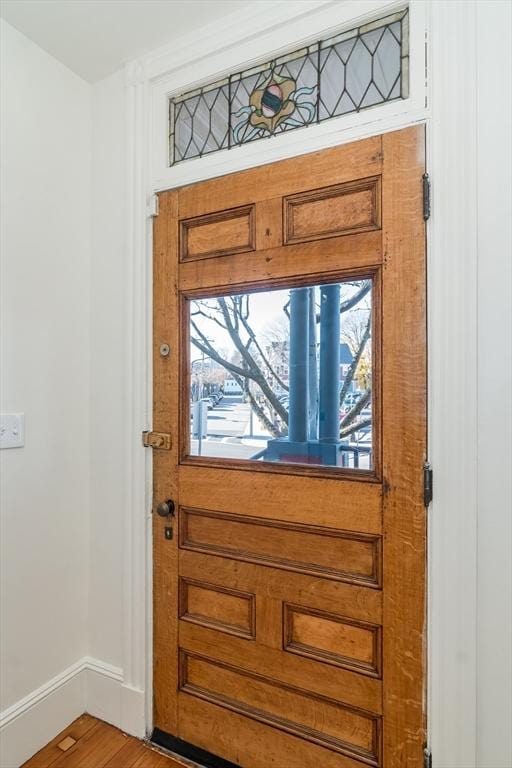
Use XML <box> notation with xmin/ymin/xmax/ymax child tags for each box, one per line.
<box><xmin>0</xmin><ymin>0</ymin><xmax>253</xmax><ymax>83</ymax></box>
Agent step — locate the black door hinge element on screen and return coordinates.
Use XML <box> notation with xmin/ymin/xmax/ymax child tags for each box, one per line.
<box><xmin>423</xmin><ymin>173</ymin><xmax>431</xmax><ymax>220</ymax></box>
<box><xmin>424</xmin><ymin>462</ymin><xmax>433</xmax><ymax>507</ymax></box>
<box><xmin>424</xmin><ymin>746</ymin><xmax>432</xmax><ymax>768</ymax></box>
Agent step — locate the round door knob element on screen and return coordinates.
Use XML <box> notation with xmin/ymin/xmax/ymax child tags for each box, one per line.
<box><xmin>156</xmin><ymin>499</ymin><xmax>175</xmax><ymax>517</ymax></box>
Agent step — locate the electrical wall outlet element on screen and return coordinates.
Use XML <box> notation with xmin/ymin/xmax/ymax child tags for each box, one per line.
<box><xmin>0</xmin><ymin>413</ymin><xmax>25</xmax><ymax>449</ymax></box>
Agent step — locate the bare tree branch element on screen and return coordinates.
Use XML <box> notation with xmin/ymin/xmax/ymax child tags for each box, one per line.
<box><xmin>340</xmin><ymin>417</ymin><xmax>372</xmax><ymax>440</ymax></box>
<box><xmin>238</xmin><ymin>313</ymin><xmax>289</xmax><ymax>393</ymax></box>
<box><xmin>340</xmin><ymin>389</ymin><xmax>371</xmax><ymax>429</ymax></box>
<box><xmin>191</xmin><ymin>334</ymin><xmax>249</xmax><ymax>380</ymax></box>
<box><xmin>245</xmin><ymin>389</ymin><xmax>283</xmax><ymax>437</ymax></box>
<box><xmin>213</xmin><ymin>298</ymin><xmax>289</xmax><ymax>423</ymax></box>
<box><xmin>339</xmin><ymin>314</ymin><xmax>372</xmax><ymax>407</ymax></box>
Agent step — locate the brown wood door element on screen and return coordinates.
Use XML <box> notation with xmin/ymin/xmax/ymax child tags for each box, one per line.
<box><xmin>152</xmin><ymin>126</ymin><xmax>427</xmax><ymax>768</ymax></box>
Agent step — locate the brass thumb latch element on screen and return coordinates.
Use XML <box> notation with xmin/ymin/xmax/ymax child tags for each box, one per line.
<box><xmin>142</xmin><ymin>431</ymin><xmax>171</xmax><ymax>450</ymax></box>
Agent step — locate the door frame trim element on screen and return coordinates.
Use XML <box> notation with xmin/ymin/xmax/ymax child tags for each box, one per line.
<box><xmin>123</xmin><ymin>2</ymin><xmax>479</xmax><ymax>764</ymax></box>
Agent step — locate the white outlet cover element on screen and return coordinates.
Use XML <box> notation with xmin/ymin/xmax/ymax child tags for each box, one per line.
<box><xmin>0</xmin><ymin>413</ymin><xmax>25</xmax><ymax>449</ymax></box>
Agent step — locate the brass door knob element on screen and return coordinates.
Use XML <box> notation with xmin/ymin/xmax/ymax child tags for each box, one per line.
<box><xmin>156</xmin><ymin>499</ymin><xmax>175</xmax><ymax>517</ymax></box>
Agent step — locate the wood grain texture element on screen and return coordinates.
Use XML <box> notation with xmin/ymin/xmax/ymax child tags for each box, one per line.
<box><xmin>179</xmin><ymin>231</ymin><xmax>382</xmax><ymax>293</ymax></box>
<box><xmin>284</xmin><ymin>176</ymin><xmax>381</xmax><ymax>244</ymax></box>
<box><xmin>178</xmin><ymin>135</ymin><xmax>383</xmax><ymax>216</ymax></box>
<box><xmin>178</xmin><ymin>695</ymin><xmax>371</xmax><ymax>768</ymax></box>
<box><xmin>178</xmin><ymin>465</ymin><xmax>382</xmax><ymax>534</ymax></box>
<box><xmin>22</xmin><ymin>714</ymin><xmax>96</xmax><ymax>767</ymax></box>
<box><xmin>283</xmin><ymin>603</ymin><xmax>381</xmax><ymax>678</ymax></box>
<box><xmin>47</xmin><ymin>723</ymin><xmax>128</xmax><ymax>768</ymax></box>
<box><xmin>180</xmin><ymin>205</ymin><xmax>255</xmax><ymax>262</ymax></box>
<box><xmin>180</xmin><ymin>549</ymin><xmax>383</xmax><ymax>625</ymax></box>
<box><xmin>180</xmin><ymin>507</ymin><xmax>381</xmax><ymax>587</ymax></box>
<box><xmin>152</xmin><ymin>129</ymin><xmax>426</xmax><ymax>767</ymax></box>
<box><xmin>22</xmin><ymin>716</ymin><xmax>189</xmax><ymax>768</ymax></box>
<box><xmin>179</xmin><ymin>576</ymin><xmax>256</xmax><ymax>638</ymax></box>
<box><xmin>381</xmin><ymin>126</ymin><xmax>427</xmax><ymax>766</ymax></box>
<box><xmin>152</xmin><ymin>190</ymin><xmax>180</xmax><ymax>733</ymax></box>
<box><xmin>179</xmin><ymin>620</ymin><xmax>382</xmax><ymax>714</ymax></box>
<box><xmin>179</xmin><ymin>651</ymin><xmax>380</xmax><ymax>765</ymax></box>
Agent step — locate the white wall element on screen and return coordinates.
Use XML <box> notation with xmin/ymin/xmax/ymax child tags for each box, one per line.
<box><xmin>89</xmin><ymin>69</ymin><xmax>126</xmax><ymax>671</ymax></box>
<box><xmin>0</xmin><ymin>16</ymin><xmax>91</xmax><ymax>758</ymax></box>
<box><xmin>476</xmin><ymin>2</ymin><xmax>512</xmax><ymax>765</ymax></box>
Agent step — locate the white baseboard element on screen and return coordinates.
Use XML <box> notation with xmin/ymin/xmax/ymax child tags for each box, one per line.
<box><xmin>0</xmin><ymin>657</ymin><xmax>144</xmax><ymax>767</ymax></box>
<box><xmin>0</xmin><ymin>661</ymin><xmax>86</xmax><ymax>768</ymax></box>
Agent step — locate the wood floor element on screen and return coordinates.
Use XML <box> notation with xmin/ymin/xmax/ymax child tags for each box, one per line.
<box><xmin>22</xmin><ymin>715</ymin><xmax>195</xmax><ymax>768</ymax></box>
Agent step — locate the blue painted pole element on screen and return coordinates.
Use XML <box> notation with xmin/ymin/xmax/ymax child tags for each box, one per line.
<box><xmin>319</xmin><ymin>283</ymin><xmax>341</xmax><ymax>442</ymax></box>
<box><xmin>308</xmin><ymin>287</ymin><xmax>319</xmax><ymax>441</ymax></box>
<box><xmin>288</xmin><ymin>288</ymin><xmax>309</xmax><ymax>442</ymax></box>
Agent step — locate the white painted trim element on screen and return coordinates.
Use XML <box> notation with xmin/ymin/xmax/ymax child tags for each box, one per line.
<box><xmin>0</xmin><ymin>657</ymin><xmax>129</xmax><ymax>768</ymax></box>
<box><xmin>124</xmin><ymin>1</ymin><xmax>481</xmax><ymax>765</ymax></box>
<box><xmin>0</xmin><ymin>675</ymin><xmax>84</xmax><ymax>768</ymax></box>
<box><xmin>83</xmin><ymin>657</ymin><xmax>123</xmax><ymax>683</ymax></box>
<box><xmin>0</xmin><ymin>660</ymin><xmax>87</xmax><ymax>730</ymax></box>
<box><xmin>85</xmin><ymin>658</ymin><xmax>145</xmax><ymax>738</ymax></box>
<box><xmin>427</xmin><ymin>2</ymin><xmax>478</xmax><ymax>765</ymax></box>
<box><xmin>123</xmin><ymin>57</ymin><xmax>153</xmax><ymax>742</ymax></box>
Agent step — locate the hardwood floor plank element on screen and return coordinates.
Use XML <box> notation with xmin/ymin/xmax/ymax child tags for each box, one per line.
<box><xmin>132</xmin><ymin>748</ymin><xmax>188</xmax><ymax>767</ymax></box>
<box><xmin>22</xmin><ymin>715</ymin><xmax>97</xmax><ymax>767</ymax></box>
<box><xmin>50</xmin><ymin>722</ymin><xmax>130</xmax><ymax>768</ymax></box>
<box><xmin>22</xmin><ymin>715</ymin><xmax>195</xmax><ymax>768</ymax></box>
<box><xmin>103</xmin><ymin>740</ymin><xmax>149</xmax><ymax>767</ymax></box>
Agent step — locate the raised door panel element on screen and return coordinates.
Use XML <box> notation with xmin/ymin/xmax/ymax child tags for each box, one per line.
<box><xmin>179</xmin><ymin>577</ymin><xmax>256</xmax><ymax>639</ymax></box>
<box><xmin>283</xmin><ymin>603</ymin><xmax>381</xmax><ymax>677</ymax></box>
<box><xmin>180</xmin><ymin>205</ymin><xmax>255</xmax><ymax>262</ymax></box>
<box><xmin>179</xmin><ymin>507</ymin><xmax>381</xmax><ymax>587</ymax></box>
<box><xmin>284</xmin><ymin>177</ymin><xmax>381</xmax><ymax>244</ymax></box>
<box><xmin>179</xmin><ymin>651</ymin><xmax>380</xmax><ymax>766</ymax></box>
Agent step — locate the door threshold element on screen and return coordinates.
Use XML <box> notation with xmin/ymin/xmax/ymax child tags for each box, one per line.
<box><xmin>151</xmin><ymin>729</ymin><xmax>240</xmax><ymax>768</ymax></box>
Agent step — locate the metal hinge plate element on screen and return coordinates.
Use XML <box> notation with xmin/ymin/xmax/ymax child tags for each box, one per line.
<box><xmin>142</xmin><ymin>431</ymin><xmax>171</xmax><ymax>450</ymax></box>
<box><xmin>423</xmin><ymin>173</ymin><xmax>431</xmax><ymax>220</ymax></box>
<box><xmin>424</xmin><ymin>462</ymin><xmax>433</xmax><ymax>506</ymax></box>
<box><xmin>424</xmin><ymin>747</ymin><xmax>432</xmax><ymax>768</ymax></box>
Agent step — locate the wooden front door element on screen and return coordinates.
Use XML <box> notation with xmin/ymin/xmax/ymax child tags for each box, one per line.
<box><xmin>152</xmin><ymin>126</ymin><xmax>427</xmax><ymax>768</ymax></box>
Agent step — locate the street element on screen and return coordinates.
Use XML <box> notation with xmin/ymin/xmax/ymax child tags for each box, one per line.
<box><xmin>190</xmin><ymin>395</ymin><xmax>269</xmax><ymax>459</ymax></box>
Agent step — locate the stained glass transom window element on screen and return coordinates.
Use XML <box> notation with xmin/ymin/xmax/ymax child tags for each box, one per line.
<box><xmin>169</xmin><ymin>9</ymin><xmax>409</xmax><ymax>166</ymax></box>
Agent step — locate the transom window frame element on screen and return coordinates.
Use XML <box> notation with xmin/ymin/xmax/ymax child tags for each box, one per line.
<box><xmin>148</xmin><ymin>1</ymin><xmax>428</xmax><ymax>192</ymax></box>
<box><xmin>168</xmin><ymin>8</ymin><xmax>409</xmax><ymax>166</ymax></box>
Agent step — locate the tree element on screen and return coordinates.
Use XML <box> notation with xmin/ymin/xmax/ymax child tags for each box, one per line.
<box><xmin>190</xmin><ymin>281</ymin><xmax>372</xmax><ymax>441</ymax></box>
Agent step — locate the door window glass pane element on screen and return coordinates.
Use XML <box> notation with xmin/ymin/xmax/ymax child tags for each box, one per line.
<box><xmin>187</xmin><ymin>278</ymin><xmax>374</xmax><ymax>471</ymax></box>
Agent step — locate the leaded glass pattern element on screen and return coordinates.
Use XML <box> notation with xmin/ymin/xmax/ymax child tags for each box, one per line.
<box><xmin>169</xmin><ymin>8</ymin><xmax>409</xmax><ymax>166</ymax></box>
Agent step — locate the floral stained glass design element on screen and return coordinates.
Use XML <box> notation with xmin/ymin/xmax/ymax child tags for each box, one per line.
<box><xmin>169</xmin><ymin>9</ymin><xmax>408</xmax><ymax>165</ymax></box>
